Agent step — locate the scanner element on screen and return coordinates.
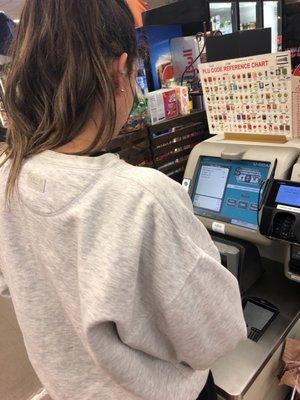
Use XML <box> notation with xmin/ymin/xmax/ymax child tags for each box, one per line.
<box><xmin>259</xmin><ymin>177</ymin><xmax>300</xmax><ymax>282</ymax></box>
<box><xmin>182</xmin><ymin>136</ymin><xmax>300</xmax><ymax>400</ymax></box>
<box><xmin>183</xmin><ymin>137</ymin><xmax>300</xmax><ymax>283</ymax></box>
<box><xmin>259</xmin><ymin>179</ymin><xmax>300</xmax><ymax>245</ymax></box>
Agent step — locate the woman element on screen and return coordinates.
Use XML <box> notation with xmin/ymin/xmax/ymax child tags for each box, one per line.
<box><xmin>0</xmin><ymin>1</ymin><xmax>246</xmax><ymax>399</ymax></box>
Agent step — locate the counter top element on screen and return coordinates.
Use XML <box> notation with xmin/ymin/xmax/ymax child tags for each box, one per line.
<box><xmin>212</xmin><ymin>259</ymin><xmax>300</xmax><ymax>399</ymax></box>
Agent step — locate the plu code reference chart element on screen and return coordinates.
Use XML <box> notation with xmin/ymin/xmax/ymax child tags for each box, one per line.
<box><xmin>200</xmin><ymin>51</ymin><xmax>292</xmax><ymax>137</ymax></box>
<box><xmin>292</xmin><ymin>76</ymin><xmax>300</xmax><ymax>138</ymax></box>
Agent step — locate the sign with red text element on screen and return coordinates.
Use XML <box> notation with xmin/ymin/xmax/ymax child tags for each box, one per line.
<box><xmin>200</xmin><ymin>51</ymin><xmax>292</xmax><ymax>137</ymax></box>
<box><xmin>171</xmin><ymin>36</ymin><xmax>203</xmax><ymax>83</ymax></box>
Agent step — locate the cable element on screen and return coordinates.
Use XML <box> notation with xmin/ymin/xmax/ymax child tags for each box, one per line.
<box><xmin>257</xmin><ymin>179</ymin><xmax>267</xmax><ymax>229</ymax></box>
<box><xmin>256</xmin><ymin>159</ymin><xmax>278</xmax><ymax>229</ymax></box>
<box><xmin>269</xmin><ymin>158</ymin><xmax>278</xmax><ymax>181</ymax></box>
<box><xmin>179</xmin><ymin>30</ymin><xmax>222</xmax><ymax>87</ymax></box>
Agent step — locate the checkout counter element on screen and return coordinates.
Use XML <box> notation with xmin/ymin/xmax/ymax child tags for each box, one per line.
<box><xmin>182</xmin><ymin>135</ymin><xmax>300</xmax><ymax>400</ymax></box>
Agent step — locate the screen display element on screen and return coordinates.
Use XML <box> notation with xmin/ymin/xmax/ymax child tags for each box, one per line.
<box><xmin>192</xmin><ymin>157</ymin><xmax>271</xmax><ymax>230</ymax></box>
<box><xmin>275</xmin><ymin>185</ymin><xmax>300</xmax><ymax>208</ymax></box>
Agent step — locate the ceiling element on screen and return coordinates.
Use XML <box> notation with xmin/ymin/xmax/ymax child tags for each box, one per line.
<box><xmin>0</xmin><ymin>0</ymin><xmax>23</xmax><ymax>19</ymax></box>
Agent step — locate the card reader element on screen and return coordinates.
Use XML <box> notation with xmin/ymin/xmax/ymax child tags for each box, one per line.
<box><xmin>259</xmin><ymin>179</ymin><xmax>300</xmax><ymax>245</ymax></box>
<box><xmin>243</xmin><ymin>297</ymin><xmax>279</xmax><ymax>342</ymax></box>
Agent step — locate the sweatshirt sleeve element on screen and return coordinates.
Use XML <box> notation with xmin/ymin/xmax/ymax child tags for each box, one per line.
<box><xmin>153</xmin><ymin>250</ymin><xmax>247</xmax><ymax>370</ymax></box>
<box><xmin>79</xmin><ymin>170</ymin><xmax>246</xmax><ymax>378</ymax></box>
<box><xmin>0</xmin><ymin>266</ymin><xmax>10</xmax><ymax>298</ymax></box>
<box><xmin>134</xmin><ymin>180</ymin><xmax>247</xmax><ymax>370</ymax></box>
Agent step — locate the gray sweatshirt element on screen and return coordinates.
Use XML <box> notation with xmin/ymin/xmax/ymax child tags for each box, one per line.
<box><xmin>0</xmin><ymin>151</ymin><xmax>246</xmax><ymax>400</ymax></box>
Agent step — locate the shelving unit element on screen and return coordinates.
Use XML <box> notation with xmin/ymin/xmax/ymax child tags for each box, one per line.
<box><xmin>107</xmin><ymin>110</ymin><xmax>210</xmax><ymax>182</ymax></box>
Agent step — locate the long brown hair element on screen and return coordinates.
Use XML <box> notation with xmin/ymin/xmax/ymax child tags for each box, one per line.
<box><xmin>2</xmin><ymin>0</ymin><xmax>137</xmax><ymax>201</ymax></box>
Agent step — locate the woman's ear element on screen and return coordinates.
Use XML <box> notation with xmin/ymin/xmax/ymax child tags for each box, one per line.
<box><xmin>112</xmin><ymin>52</ymin><xmax>128</xmax><ymax>91</ymax></box>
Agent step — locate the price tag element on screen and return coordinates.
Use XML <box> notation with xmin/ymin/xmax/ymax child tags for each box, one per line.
<box><xmin>212</xmin><ymin>222</ymin><xmax>225</xmax><ymax>235</ymax></box>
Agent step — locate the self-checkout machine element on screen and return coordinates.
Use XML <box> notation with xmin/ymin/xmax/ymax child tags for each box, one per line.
<box><xmin>182</xmin><ymin>51</ymin><xmax>300</xmax><ymax>400</ymax></box>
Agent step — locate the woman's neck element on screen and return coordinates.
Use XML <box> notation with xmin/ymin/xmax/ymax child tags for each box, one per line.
<box><xmin>55</xmin><ymin>109</ymin><xmax>104</xmax><ymax>154</ymax></box>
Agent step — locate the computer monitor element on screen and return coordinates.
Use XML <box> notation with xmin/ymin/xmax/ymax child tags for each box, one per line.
<box><xmin>191</xmin><ymin>156</ymin><xmax>271</xmax><ymax>230</ymax></box>
<box><xmin>206</xmin><ymin>28</ymin><xmax>272</xmax><ymax>63</ymax></box>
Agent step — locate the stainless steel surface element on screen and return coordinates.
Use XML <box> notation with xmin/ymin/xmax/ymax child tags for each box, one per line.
<box><xmin>212</xmin><ymin>260</ymin><xmax>300</xmax><ymax>399</ymax></box>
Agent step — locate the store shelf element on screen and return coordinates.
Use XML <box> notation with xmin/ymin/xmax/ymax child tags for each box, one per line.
<box><xmin>149</xmin><ymin>110</ymin><xmax>207</xmax><ymax>135</ymax></box>
<box><xmin>107</xmin><ymin>110</ymin><xmax>209</xmax><ymax>183</ymax></box>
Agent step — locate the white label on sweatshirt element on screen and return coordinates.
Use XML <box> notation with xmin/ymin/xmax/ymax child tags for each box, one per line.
<box><xmin>27</xmin><ymin>172</ymin><xmax>46</xmax><ymax>193</ymax></box>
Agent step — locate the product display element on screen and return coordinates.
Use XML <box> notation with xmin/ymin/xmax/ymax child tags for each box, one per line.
<box><xmin>136</xmin><ymin>24</ymin><xmax>182</xmax><ymax>91</ymax></box>
<box><xmin>147</xmin><ymin>88</ymin><xmax>178</xmax><ymax>125</ymax></box>
<box><xmin>170</xmin><ymin>36</ymin><xmax>203</xmax><ymax>85</ymax></box>
<box><xmin>146</xmin><ymin>85</ymin><xmax>191</xmax><ymax>125</ymax></box>
<box><xmin>175</xmin><ymin>86</ymin><xmax>190</xmax><ymax>115</ymax></box>
<box><xmin>122</xmin><ymin>95</ymin><xmax>148</xmax><ymax>134</ymax></box>
<box><xmin>200</xmin><ymin>51</ymin><xmax>293</xmax><ymax>136</ymax></box>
